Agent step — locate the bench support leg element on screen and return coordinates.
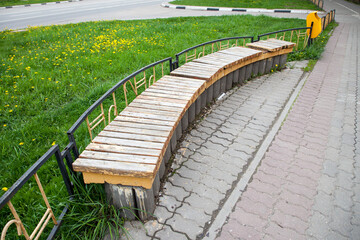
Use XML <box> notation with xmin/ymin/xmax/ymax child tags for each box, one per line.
<box><xmin>226</xmin><ymin>72</ymin><xmax>233</xmax><ymax>91</ymax></box>
<box><xmin>280</xmin><ymin>54</ymin><xmax>288</xmax><ymax>68</ymax></box>
<box><xmin>220</xmin><ymin>76</ymin><xmax>227</xmax><ymax>94</ymax></box>
<box><xmin>273</xmin><ymin>55</ymin><xmax>280</xmax><ymax>69</ymax></box>
<box><xmin>200</xmin><ymin>91</ymin><xmax>207</xmax><ymax>109</ymax></box>
<box><xmin>245</xmin><ymin>63</ymin><xmax>253</xmax><ymax>80</ymax></box>
<box><xmin>258</xmin><ymin>60</ymin><xmax>266</xmax><ymax>75</ymax></box>
<box><xmin>181</xmin><ymin>110</ymin><xmax>189</xmax><ymax>133</ymax></box>
<box><xmin>105</xmin><ymin>184</ymin><xmax>137</xmax><ymax>220</ymax></box>
<box><xmin>207</xmin><ymin>85</ymin><xmax>214</xmax><ymax>105</ymax></box>
<box><xmin>252</xmin><ymin>61</ymin><xmax>260</xmax><ymax>76</ymax></box>
<box><xmin>213</xmin><ymin>80</ymin><xmax>221</xmax><ymax>99</ymax></box>
<box><xmin>239</xmin><ymin>67</ymin><xmax>246</xmax><ymax>85</ymax></box>
<box><xmin>233</xmin><ymin>69</ymin><xmax>240</xmax><ymax>85</ymax></box>
<box><xmin>134</xmin><ymin>187</ymin><xmax>156</xmax><ymax>221</ymax></box>
<box><xmin>265</xmin><ymin>58</ymin><xmax>273</xmax><ymax>74</ymax></box>
<box><xmin>195</xmin><ymin>98</ymin><xmax>201</xmax><ymax>115</ymax></box>
<box><xmin>189</xmin><ymin>103</ymin><xmax>196</xmax><ymax>123</ymax></box>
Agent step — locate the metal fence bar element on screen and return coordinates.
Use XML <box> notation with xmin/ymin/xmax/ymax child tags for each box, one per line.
<box><xmin>0</xmin><ymin>145</ymin><xmax>74</xmax><ymax>240</ymax></box>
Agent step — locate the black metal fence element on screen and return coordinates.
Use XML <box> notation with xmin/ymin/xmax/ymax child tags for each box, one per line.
<box><xmin>1</xmin><ymin>10</ymin><xmax>336</xmax><ymax>239</ymax></box>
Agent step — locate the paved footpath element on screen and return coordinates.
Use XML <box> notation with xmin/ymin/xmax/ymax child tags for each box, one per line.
<box><xmin>119</xmin><ymin>0</ymin><xmax>360</xmax><ymax>239</ymax></box>
<box><xmin>217</xmin><ymin>0</ymin><xmax>360</xmax><ymax>239</ymax></box>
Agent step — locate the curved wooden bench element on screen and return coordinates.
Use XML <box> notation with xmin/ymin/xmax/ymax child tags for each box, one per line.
<box><xmin>72</xmin><ymin>38</ymin><xmax>295</xmax><ymax>220</ymax></box>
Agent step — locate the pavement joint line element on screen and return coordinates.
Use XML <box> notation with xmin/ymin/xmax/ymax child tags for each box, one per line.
<box><xmin>203</xmin><ymin>66</ymin><xmax>311</xmax><ymax>240</ymax></box>
<box><xmin>161</xmin><ymin>2</ymin><xmax>325</xmax><ymax>14</ymax></box>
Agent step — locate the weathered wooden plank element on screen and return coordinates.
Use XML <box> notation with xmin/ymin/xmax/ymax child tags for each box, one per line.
<box><xmin>132</xmin><ymin>97</ymin><xmax>187</xmax><ymax>109</ymax></box>
<box><xmin>119</xmin><ymin>111</ymin><xmax>179</xmax><ymax>123</ymax></box>
<box><xmin>79</xmin><ymin>150</ymin><xmax>158</xmax><ymax>164</ymax></box>
<box><xmin>128</xmin><ymin>101</ymin><xmax>184</xmax><ymax>113</ymax></box>
<box><xmin>151</xmin><ymin>82</ymin><xmax>202</xmax><ymax>93</ymax></box>
<box><xmin>112</xmin><ymin>116</ymin><xmax>174</xmax><ymax>130</ymax></box>
<box><xmin>99</xmin><ymin>130</ymin><xmax>168</xmax><ymax>143</ymax></box>
<box><xmin>73</xmin><ymin>158</ymin><xmax>155</xmax><ymax>177</ymax></box>
<box><xmin>124</xmin><ymin>106</ymin><xmax>181</xmax><ymax>117</ymax></box>
<box><xmin>93</xmin><ymin>136</ymin><xmax>164</xmax><ymax>149</ymax></box>
<box><xmin>141</xmin><ymin>91</ymin><xmax>192</xmax><ymax>101</ymax></box>
<box><xmin>105</xmin><ymin>125</ymin><xmax>170</xmax><ymax>137</ymax></box>
<box><xmin>144</xmin><ymin>88</ymin><xmax>195</xmax><ymax>97</ymax></box>
<box><xmin>135</xmin><ymin>95</ymin><xmax>188</xmax><ymax>107</ymax></box>
<box><xmin>160</xmin><ymin>75</ymin><xmax>207</xmax><ymax>85</ymax></box>
<box><xmin>85</xmin><ymin>143</ymin><xmax>162</xmax><ymax>156</ymax></box>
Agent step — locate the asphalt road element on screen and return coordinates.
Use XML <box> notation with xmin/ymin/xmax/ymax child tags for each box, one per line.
<box><xmin>0</xmin><ymin>0</ymin><xmax>313</xmax><ymax>31</ymax></box>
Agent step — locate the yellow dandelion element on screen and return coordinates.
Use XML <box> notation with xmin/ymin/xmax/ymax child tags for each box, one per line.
<box><xmin>3</xmin><ymin>124</ymin><xmax>7</xmax><ymax>127</ymax></box>
<box><xmin>9</xmin><ymin>109</ymin><xmax>13</xmax><ymax>113</ymax></box>
<box><xmin>19</xmin><ymin>142</ymin><xmax>24</xmax><ymax>146</ymax></box>
<box><xmin>15</xmin><ymin>105</ymin><xmax>18</xmax><ymax>108</ymax></box>
<box><xmin>52</xmin><ymin>141</ymin><xmax>56</xmax><ymax>146</ymax></box>
<box><xmin>32</xmin><ymin>138</ymin><xmax>36</xmax><ymax>141</ymax></box>
<box><xmin>69</xmin><ymin>84</ymin><xmax>73</xmax><ymax>86</ymax></box>
<box><xmin>2</xmin><ymin>187</ymin><xmax>8</xmax><ymax>191</ymax></box>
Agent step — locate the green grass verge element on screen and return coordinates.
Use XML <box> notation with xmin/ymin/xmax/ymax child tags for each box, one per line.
<box><xmin>0</xmin><ymin>0</ymin><xmax>63</xmax><ymax>7</ymax></box>
<box><xmin>0</xmin><ymin>15</ymin><xmax>336</xmax><ymax>239</ymax></box>
<box><xmin>170</xmin><ymin>0</ymin><xmax>321</xmax><ymax>10</ymax></box>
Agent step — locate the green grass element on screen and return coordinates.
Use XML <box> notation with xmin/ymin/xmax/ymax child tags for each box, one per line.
<box><xmin>170</xmin><ymin>0</ymin><xmax>321</xmax><ymax>10</ymax></box>
<box><xmin>0</xmin><ymin>0</ymin><xmax>63</xmax><ymax>7</ymax></box>
<box><xmin>0</xmin><ymin>15</ymin><xmax>336</xmax><ymax>239</ymax></box>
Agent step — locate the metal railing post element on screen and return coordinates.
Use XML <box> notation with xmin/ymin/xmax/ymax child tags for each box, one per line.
<box><xmin>308</xmin><ymin>22</ymin><xmax>314</xmax><ymax>46</ymax></box>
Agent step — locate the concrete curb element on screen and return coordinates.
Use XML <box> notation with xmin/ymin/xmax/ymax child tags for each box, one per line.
<box><xmin>1</xmin><ymin>0</ymin><xmax>82</xmax><ymax>9</ymax></box>
<box><xmin>161</xmin><ymin>2</ymin><xmax>323</xmax><ymax>14</ymax></box>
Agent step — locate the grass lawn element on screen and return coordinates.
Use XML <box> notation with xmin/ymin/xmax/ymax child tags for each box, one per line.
<box><xmin>170</xmin><ymin>0</ymin><xmax>321</xmax><ymax>10</ymax></box>
<box><xmin>0</xmin><ymin>0</ymin><xmax>63</xmax><ymax>7</ymax></box>
<box><xmin>0</xmin><ymin>15</ymin><xmax>335</xmax><ymax>239</ymax></box>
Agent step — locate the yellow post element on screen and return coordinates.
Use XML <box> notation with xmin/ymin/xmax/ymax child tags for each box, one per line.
<box><xmin>306</xmin><ymin>11</ymin><xmax>322</xmax><ymax>38</ymax></box>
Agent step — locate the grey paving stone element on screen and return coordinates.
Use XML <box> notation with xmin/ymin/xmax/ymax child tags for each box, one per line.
<box><xmin>166</xmin><ymin>213</ymin><xmax>204</xmax><ymax>239</ymax></box>
<box><xmin>122</xmin><ymin>221</ymin><xmax>157</xmax><ymax>240</ymax></box>
<box><xmin>153</xmin><ymin>206</ymin><xmax>173</xmax><ymax>224</ymax></box>
<box><xmin>158</xmin><ymin>194</ymin><xmax>182</xmax><ymax>212</ymax></box>
<box><xmin>312</xmin><ymin>191</ymin><xmax>334</xmax><ymax>217</ymax></box>
<box><xmin>176</xmin><ymin>202</ymin><xmax>212</xmax><ymax>227</ymax></box>
<box><xmin>329</xmin><ymin>206</ymin><xmax>352</xmax><ymax>237</ymax></box>
<box><xmin>334</xmin><ymin>187</ymin><xmax>353</xmax><ymax>212</ymax></box>
<box><xmin>307</xmin><ymin>211</ymin><xmax>331</xmax><ymax>240</ymax></box>
<box><xmin>154</xmin><ymin>225</ymin><xmax>188</xmax><ymax>240</ymax></box>
<box><xmin>184</xmin><ymin>193</ymin><xmax>218</xmax><ymax>215</ymax></box>
<box><xmin>336</xmin><ymin>169</ymin><xmax>354</xmax><ymax>190</ymax></box>
<box><xmin>162</xmin><ymin>182</ymin><xmax>190</xmax><ymax>202</ymax></box>
<box><xmin>322</xmin><ymin>160</ymin><xmax>338</xmax><ymax>178</ymax></box>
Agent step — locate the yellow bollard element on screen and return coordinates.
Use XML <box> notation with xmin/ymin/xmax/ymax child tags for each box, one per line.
<box><xmin>306</xmin><ymin>11</ymin><xmax>322</xmax><ymax>38</ymax></box>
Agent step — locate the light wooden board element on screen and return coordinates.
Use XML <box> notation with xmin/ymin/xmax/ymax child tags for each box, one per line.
<box><xmin>73</xmin><ymin>158</ymin><xmax>155</xmax><ymax>177</ymax></box>
<box><xmin>128</xmin><ymin>101</ymin><xmax>184</xmax><ymax>113</ymax></box>
<box><xmin>119</xmin><ymin>111</ymin><xmax>179</xmax><ymax>123</ymax></box>
<box><xmin>99</xmin><ymin>130</ymin><xmax>168</xmax><ymax>143</ymax></box>
<box><xmin>92</xmin><ymin>136</ymin><xmax>164</xmax><ymax>150</ymax></box>
<box><xmin>85</xmin><ymin>142</ymin><xmax>162</xmax><ymax>157</ymax></box>
<box><xmin>112</xmin><ymin>116</ymin><xmax>174</xmax><ymax>130</ymax></box>
<box><xmin>123</xmin><ymin>106</ymin><xmax>181</xmax><ymax>117</ymax></box>
<box><xmin>104</xmin><ymin>124</ymin><xmax>170</xmax><ymax>137</ymax></box>
<box><xmin>79</xmin><ymin>150</ymin><xmax>159</xmax><ymax>165</ymax></box>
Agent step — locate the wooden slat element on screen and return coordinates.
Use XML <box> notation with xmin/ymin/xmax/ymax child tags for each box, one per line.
<box><xmin>141</xmin><ymin>91</ymin><xmax>192</xmax><ymax>101</ymax></box>
<box><xmin>112</xmin><ymin>116</ymin><xmax>174</xmax><ymax>130</ymax></box>
<box><xmin>119</xmin><ymin>111</ymin><xmax>179</xmax><ymax>123</ymax></box>
<box><xmin>144</xmin><ymin>87</ymin><xmax>195</xmax><ymax>97</ymax></box>
<box><xmin>136</xmin><ymin>95</ymin><xmax>188</xmax><ymax>107</ymax></box>
<box><xmin>131</xmin><ymin>97</ymin><xmax>187</xmax><ymax>109</ymax></box>
<box><xmin>92</xmin><ymin>136</ymin><xmax>164</xmax><ymax>149</ymax></box>
<box><xmin>99</xmin><ymin>130</ymin><xmax>168</xmax><ymax>143</ymax></box>
<box><xmin>79</xmin><ymin>150</ymin><xmax>158</xmax><ymax>165</ymax></box>
<box><xmin>85</xmin><ymin>142</ymin><xmax>162</xmax><ymax>156</ymax></box>
<box><xmin>128</xmin><ymin>101</ymin><xmax>184</xmax><ymax>113</ymax></box>
<box><xmin>73</xmin><ymin>158</ymin><xmax>155</xmax><ymax>177</ymax></box>
<box><xmin>160</xmin><ymin>75</ymin><xmax>207</xmax><ymax>85</ymax></box>
<box><xmin>124</xmin><ymin>106</ymin><xmax>181</xmax><ymax>117</ymax></box>
<box><xmin>104</xmin><ymin>125</ymin><xmax>170</xmax><ymax>137</ymax></box>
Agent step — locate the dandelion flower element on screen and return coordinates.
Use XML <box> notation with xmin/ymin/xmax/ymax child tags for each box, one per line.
<box><xmin>52</xmin><ymin>141</ymin><xmax>56</xmax><ymax>146</ymax></box>
<box><xmin>32</xmin><ymin>138</ymin><xmax>36</xmax><ymax>141</ymax></box>
<box><xmin>19</xmin><ymin>142</ymin><xmax>24</xmax><ymax>146</ymax></box>
<box><xmin>9</xmin><ymin>109</ymin><xmax>13</xmax><ymax>113</ymax></box>
<box><xmin>2</xmin><ymin>187</ymin><xmax>8</xmax><ymax>191</ymax></box>
<box><xmin>69</xmin><ymin>84</ymin><xmax>73</xmax><ymax>86</ymax></box>
<box><xmin>3</xmin><ymin>124</ymin><xmax>6</xmax><ymax>127</ymax></box>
